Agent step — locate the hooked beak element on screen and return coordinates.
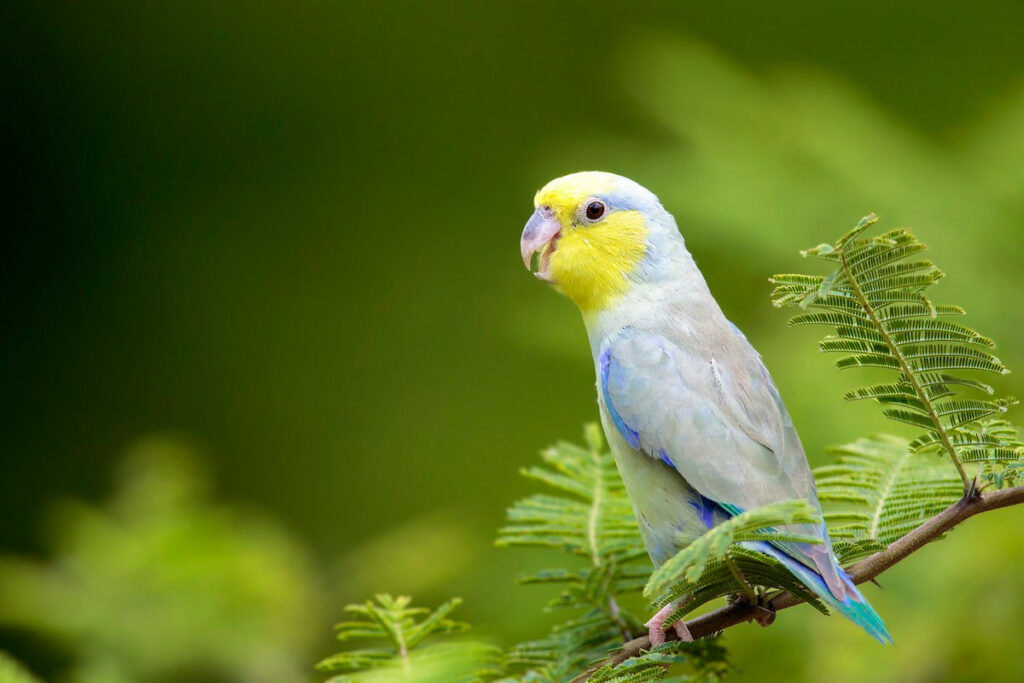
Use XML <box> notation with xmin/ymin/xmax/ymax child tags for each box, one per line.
<box><xmin>520</xmin><ymin>207</ymin><xmax>561</xmax><ymax>283</ymax></box>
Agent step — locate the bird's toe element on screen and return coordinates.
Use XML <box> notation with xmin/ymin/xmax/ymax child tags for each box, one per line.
<box><xmin>673</xmin><ymin>620</ymin><xmax>693</xmax><ymax>642</ymax></box>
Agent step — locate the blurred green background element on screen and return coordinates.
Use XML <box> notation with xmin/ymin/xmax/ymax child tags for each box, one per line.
<box><xmin>4</xmin><ymin>1</ymin><xmax>1024</xmax><ymax>681</ymax></box>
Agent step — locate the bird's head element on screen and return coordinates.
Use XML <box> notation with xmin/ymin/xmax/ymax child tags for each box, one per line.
<box><xmin>520</xmin><ymin>171</ymin><xmax>678</xmax><ymax>314</ymax></box>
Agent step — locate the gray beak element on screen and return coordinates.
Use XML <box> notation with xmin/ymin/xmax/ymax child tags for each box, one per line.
<box><xmin>520</xmin><ymin>208</ymin><xmax>561</xmax><ymax>281</ymax></box>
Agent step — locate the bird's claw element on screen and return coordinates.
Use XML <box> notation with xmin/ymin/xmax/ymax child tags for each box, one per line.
<box><xmin>646</xmin><ymin>603</ymin><xmax>693</xmax><ymax>646</ymax></box>
<box><xmin>673</xmin><ymin>619</ymin><xmax>694</xmax><ymax>642</ymax></box>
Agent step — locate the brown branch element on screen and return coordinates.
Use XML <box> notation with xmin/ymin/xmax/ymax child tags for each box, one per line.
<box><xmin>573</xmin><ymin>483</ymin><xmax>1024</xmax><ymax>682</ymax></box>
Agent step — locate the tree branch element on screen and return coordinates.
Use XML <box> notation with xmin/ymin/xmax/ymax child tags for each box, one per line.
<box><xmin>573</xmin><ymin>483</ymin><xmax>1024</xmax><ymax>681</ymax></box>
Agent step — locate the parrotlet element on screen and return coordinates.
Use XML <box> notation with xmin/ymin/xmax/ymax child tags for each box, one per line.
<box><xmin>519</xmin><ymin>171</ymin><xmax>890</xmax><ymax>645</ymax></box>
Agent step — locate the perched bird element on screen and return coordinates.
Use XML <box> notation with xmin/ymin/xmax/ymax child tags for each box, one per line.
<box><xmin>519</xmin><ymin>171</ymin><xmax>890</xmax><ymax>645</ymax></box>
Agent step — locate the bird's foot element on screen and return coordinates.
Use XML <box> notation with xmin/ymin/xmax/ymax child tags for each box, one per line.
<box><xmin>646</xmin><ymin>602</ymin><xmax>693</xmax><ymax>646</ymax></box>
<box><xmin>751</xmin><ymin>593</ymin><xmax>776</xmax><ymax>628</ymax></box>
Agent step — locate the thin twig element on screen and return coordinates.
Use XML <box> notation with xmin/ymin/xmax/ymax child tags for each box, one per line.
<box><xmin>573</xmin><ymin>483</ymin><xmax>1024</xmax><ymax>681</ymax></box>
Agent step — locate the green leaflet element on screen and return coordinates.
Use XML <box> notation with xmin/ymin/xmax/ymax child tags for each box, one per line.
<box><xmin>585</xmin><ymin>640</ymin><xmax>729</xmax><ymax>683</ymax></box>
<box><xmin>494</xmin><ymin>425</ymin><xmax>653</xmax><ymax>681</ymax></box>
<box><xmin>649</xmin><ymin>546</ymin><xmax>829</xmax><ymax>620</ymax></box>
<box><xmin>493</xmin><ymin>426</ymin><xmax>734</xmax><ymax>682</ymax></box>
<box><xmin>496</xmin><ymin>424</ymin><xmax>644</xmax><ymax>563</ymax></box>
<box><xmin>814</xmin><ymin>436</ymin><xmax>963</xmax><ymax>564</ymax></box>
<box><xmin>639</xmin><ymin>503</ymin><xmax>831</xmax><ymax>627</ymax></box>
<box><xmin>770</xmin><ymin>215</ymin><xmax>1022</xmax><ymax>490</ymax></box>
<box><xmin>643</xmin><ymin>501</ymin><xmax>820</xmax><ymax>600</ymax></box>
<box><xmin>317</xmin><ymin>595</ymin><xmax>501</xmax><ymax>683</ymax></box>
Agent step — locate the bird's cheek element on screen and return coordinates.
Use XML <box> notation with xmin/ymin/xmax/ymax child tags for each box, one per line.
<box><xmin>546</xmin><ymin>232</ymin><xmax>587</xmax><ymax>282</ymax></box>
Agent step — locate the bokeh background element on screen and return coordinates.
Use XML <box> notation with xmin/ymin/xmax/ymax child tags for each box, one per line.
<box><xmin>5</xmin><ymin>2</ymin><xmax>1024</xmax><ymax>681</ymax></box>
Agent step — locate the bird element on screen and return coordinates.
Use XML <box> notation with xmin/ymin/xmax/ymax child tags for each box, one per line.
<box><xmin>519</xmin><ymin>171</ymin><xmax>890</xmax><ymax>645</ymax></box>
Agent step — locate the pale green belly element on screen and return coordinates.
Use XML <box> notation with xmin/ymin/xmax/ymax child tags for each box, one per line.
<box><xmin>598</xmin><ymin>404</ymin><xmax>711</xmax><ymax>566</ymax></box>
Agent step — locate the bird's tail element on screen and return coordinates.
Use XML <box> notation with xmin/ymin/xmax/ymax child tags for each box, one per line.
<box><xmin>749</xmin><ymin>541</ymin><xmax>892</xmax><ymax>644</ymax></box>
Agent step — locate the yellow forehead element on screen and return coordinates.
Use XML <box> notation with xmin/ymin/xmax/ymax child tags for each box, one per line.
<box><xmin>534</xmin><ymin>172</ymin><xmax>617</xmax><ymax>219</ymax></box>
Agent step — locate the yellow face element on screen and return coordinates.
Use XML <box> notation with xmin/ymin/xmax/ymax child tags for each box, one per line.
<box><xmin>530</xmin><ymin>173</ymin><xmax>648</xmax><ymax>314</ymax></box>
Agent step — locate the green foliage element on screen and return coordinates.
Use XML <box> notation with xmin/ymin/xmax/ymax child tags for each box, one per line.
<box><xmin>494</xmin><ymin>428</ymin><xmax>807</xmax><ymax>681</ymax></box>
<box><xmin>641</xmin><ymin>502</ymin><xmax>830</xmax><ymax>621</ymax></box>
<box><xmin>496</xmin><ymin>423</ymin><xmax>645</xmax><ymax>564</ymax></box>
<box><xmin>0</xmin><ymin>653</ymin><xmax>41</xmax><ymax>683</ymax></box>
<box><xmin>314</xmin><ymin>595</ymin><xmax>726</xmax><ymax>683</ymax></box>
<box><xmin>648</xmin><ymin>546</ymin><xmax>829</xmax><ymax>625</ymax></box>
<box><xmin>770</xmin><ymin>214</ymin><xmax>1023</xmax><ymax>489</ymax></box>
<box><xmin>317</xmin><ymin>595</ymin><xmax>500</xmax><ymax>682</ymax></box>
<box><xmin>319</xmin><ymin>217</ymin><xmax>1024</xmax><ymax>682</ymax></box>
<box><xmin>494</xmin><ymin>425</ymin><xmax>652</xmax><ymax>680</ymax></box>
<box><xmin>644</xmin><ymin>500</ymin><xmax>819</xmax><ymax>599</ymax></box>
<box><xmin>815</xmin><ymin>435</ymin><xmax>963</xmax><ymax>564</ymax></box>
<box><xmin>586</xmin><ymin>641</ymin><xmax>729</xmax><ymax>683</ymax></box>
<box><xmin>0</xmin><ymin>439</ymin><xmax>319</xmax><ymax>683</ymax></box>
<box><xmin>968</xmin><ymin>420</ymin><xmax>1024</xmax><ymax>488</ymax></box>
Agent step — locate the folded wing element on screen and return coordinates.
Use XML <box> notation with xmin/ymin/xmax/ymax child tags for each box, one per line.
<box><xmin>599</xmin><ymin>325</ymin><xmax>846</xmax><ymax>596</ymax></box>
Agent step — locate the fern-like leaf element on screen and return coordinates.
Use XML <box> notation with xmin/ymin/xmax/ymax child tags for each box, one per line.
<box><xmin>814</xmin><ymin>435</ymin><xmax>963</xmax><ymax>564</ymax></box>
<box><xmin>586</xmin><ymin>640</ymin><xmax>729</xmax><ymax>683</ymax></box>
<box><xmin>771</xmin><ymin>214</ymin><xmax>1021</xmax><ymax>490</ymax></box>
<box><xmin>495</xmin><ymin>425</ymin><xmax>654</xmax><ymax>681</ymax></box>
<box><xmin>640</xmin><ymin>501</ymin><xmax>830</xmax><ymax>624</ymax></box>
<box><xmin>318</xmin><ymin>595</ymin><xmax>499</xmax><ymax>682</ymax></box>
<box><xmin>643</xmin><ymin>500</ymin><xmax>820</xmax><ymax>599</ymax></box>
<box><xmin>496</xmin><ymin>424</ymin><xmax>644</xmax><ymax>564</ymax></box>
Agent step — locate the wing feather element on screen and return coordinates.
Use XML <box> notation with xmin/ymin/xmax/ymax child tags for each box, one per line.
<box><xmin>600</xmin><ymin>326</ymin><xmax>844</xmax><ymax>591</ymax></box>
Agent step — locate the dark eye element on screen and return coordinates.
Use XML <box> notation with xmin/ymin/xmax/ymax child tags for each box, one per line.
<box><xmin>585</xmin><ymin>201</ymin><xmax>606</xmax><ymax>221</ymax></box>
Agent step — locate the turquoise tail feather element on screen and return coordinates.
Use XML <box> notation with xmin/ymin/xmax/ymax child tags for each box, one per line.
<box><xmin>750</xmin><ymin>541</ymin><xmax>892</xmax><ymax>644</ymax></box>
